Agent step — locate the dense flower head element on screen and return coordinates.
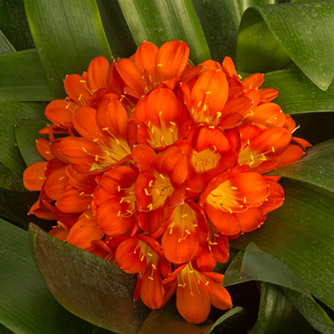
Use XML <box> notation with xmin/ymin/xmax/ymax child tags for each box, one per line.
<box><xmin>23</xmin><ymin>40</ymin><xmax>310</xmax><ymax>324</ymax></box>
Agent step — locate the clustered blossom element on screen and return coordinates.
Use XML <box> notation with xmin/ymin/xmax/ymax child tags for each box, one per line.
<box><xmin>23</xmin><ymin>41</ymin><xmax>310</xmax><ymax>323</ymax></box>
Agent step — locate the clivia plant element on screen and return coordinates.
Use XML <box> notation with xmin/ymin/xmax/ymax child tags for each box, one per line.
<box><xmin>0</xmin><ymin>1</ymin><xmax>334</xmax><ymax>333</ymax></box>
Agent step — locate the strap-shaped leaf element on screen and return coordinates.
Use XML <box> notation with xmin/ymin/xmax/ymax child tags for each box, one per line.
<box><xmin>0</xmin><ymin>102</ymin><xmax>45</xmax><ymax>175</ymax></box>
<box><xmin>271</xmin><ymin>140</ymin><xmax>334</xmax><ymax>193</ymax></box>
<box><xmin>30</xmin><ymin>223</ymin><xmax>150</xmax><ymax>334</ymax></box>
<box><xmin>96</xmin><ymin>0</ymin><xmax>137</xmax><ymax>58</ymax></box>
<box><xmin>117</xmin><ymin>0</ymin><xmax>211</xmax><ymax>64</ymax></box>
<box><xmin>231</xmin><ymin>179</ymin><xmax>334</xmax><ymax>311</ymax></box>
<box><xmin>0</xmin><ymin>219</ymin><xmax>112</xmax><ymax>334</ymax></box>
<box><xmin>249</xmin><ymin>284</ymin><xmax>318</xmax><ymax>334</ymax></box>
<box><xmin>15</xmin><ymin>119</ymin><xmax>48</xmax><ymax>166</ymax></box>
<box><xmin>284</xmin><ymin>288</ymin><xmax>334</xmax><ymax>334</ymax></box>
<box><xmin>193</xmin><ymin>0</ymin><xmax>279</xmax><ymax>62</ymax></box>
<box><xmin>264</xmin><ymin>69</ymin><xmax>334</xmax><ymax>114</ymax></box>
<box><xmin>24</xmin><ymin>0</ymin><xmax>113</xmax><ymax>98</ymax></box>
<box><xmin>0</xmin><ymin>49</ymin><xmax>54</xmax><ymax>102</ymax></box>
<box><xmin>237</xmin><ymin>1</ymin><xmax>334</xmax><ymax>90</ymax></box>
<box><xmin>0</xmin><ymin>0</ymin><xmax>34</xmax><ymax>50</ymax></box>
<box><xmin>0</xmin><ymin>30</ymin><xmax>15</xmax><ymax>55</ymax></box>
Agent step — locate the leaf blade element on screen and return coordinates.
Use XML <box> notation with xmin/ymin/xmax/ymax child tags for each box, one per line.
<box><xmin>24</xmin><ymin>0</ymin><xmax>113</xmax><ymax>97</ymax></box>
<box><xmin>0</xmin><ymin>49</ymin><xmax>54</xmax><ymax>102</ymax></box>
<box><xmin>0</xmin><ymin>219</ymin><xmax>113</xmax><ymax>334</ymax></box>
<box><xmin>117</xmin><ymin>0</ymin><xmax>211</xmax><ymax>64</ymax></box>
<box><xmin>30</xmin><ymin>224</ymin><xmax>150</xmax><ymax>334</ymax></box>
<box><xmin>231</xmin><ymin>179</ymin><xmax>334</xmax><ymax>311</ymax></box>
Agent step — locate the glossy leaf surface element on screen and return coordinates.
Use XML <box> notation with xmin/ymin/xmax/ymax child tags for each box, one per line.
<box><xmin>117</xmin><ymin>0</ymin><xmax>210</xmax><ymax>64</ymax></box>
<box><xmin>0</xmin><ymin>49</ymin><xmax>54</xmax><ymax>102</ymax></box>
<box><xmin>24</xmin><ymin>0</ymin><xmax>113</xmax><ymax>97</ymax></box>
<box><xmin>237</xmin><ymin>1</ymin><xmax>334</xmax><ymax>90</ymax></box>
<box><xmin>271</xmin><ymin>140</ymin><xmax>334</xmax><ymax>193</ymax></box>
<box><xmin>263</xmin><ymin>69</ymin><xmax>334</xmax><ymax>114</ymax></box>
<box><xmin>249</xmin><ymin>283</ymin><xmax>318</xmax><ymax>334</ymax></box>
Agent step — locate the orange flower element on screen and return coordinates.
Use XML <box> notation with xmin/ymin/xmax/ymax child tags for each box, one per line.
<box><xmin>59</xmin><ymin>98</ymin><xmax>132</xmax><ymax>173</ymax></box>
<box><xmin>200</xmin><ymin>166</ymin><xmax>271</xmax><ymax>235</ymax></box>
<box><xmin>115</xmin><ymin>236</ymin><xmax>170</xmax><ymax>309</ymax></box>
<box><xmin>164</xmin><ymin>262</ymin><xmax>232</xmax><ymax>323</ymax></box>
<box><xmin>23</xmin><ymin>40</ymin><xmax>311</xmax><ymax>324</ymax></box>
<box><xmin>133</xmin><ymin>87</ymin><xmax>193</xmax><ymax>149</ymax></box>
<box><xmin>116</xmin><ymin>40</ymin><xmax>189</xmax><ymax>98</ymax></box>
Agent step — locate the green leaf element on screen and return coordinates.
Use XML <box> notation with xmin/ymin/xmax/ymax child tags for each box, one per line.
<box><xmin>237</xmin><ymin>1</ymin><xmax>334</xmax><ymax>90</ymax></box>
<box><xmin>193</xmin><ymin>0</ymin><xmax>285</xmax><ymax>63</ymax></box>
<box><xmin>0</xmin><ymin>163</ymin><xmax>25</xmax><ymax>192</ymax></box>
<box><xmin>210</xmin><ymin>306</ymin><xmax>246</xmax><ymax>333</ymax></box>
<box><xmin>0</xmin><ymin>0</ymin><xmax>34</xmax><ymax>50</ymax></box>
<box><xmin>15</xmin><ymin>119</ymin><xmax>48</xmax><ymax>166</ymax></box>
<box><xmin>231</xmin><ymin>178</ymin><xmax>334</xmax><ymax>311</ymax></box>
<box><xmin>249</xmin><ymin>283</ymin><xmax>318</xmax><ymax>334</ymax></box>
<box><xmin>0</xmin><ymin>30</ymin><xmax>15</xmax><ymax>55</ymax></box>
<box><xmin>0</xmin><ymin>219</ymin><xmax>113</xmax><ymax>334</ymax></box>
<box><xmin>241</xmin><ymin>243</ymin><xmax>309</xmax><ymax>295</ymax></box>
<box><xmin>24</xmin><ymin>0</ymin><xmax>113</xmax><ymax>98</ymax></box>
<box><xmin>192</xmin><ymin>0</ymin><xmax>239</xmax><ymax>62</ymax></box>
<box><xmin>0</xmin><ymin>49</ymin><xmax>54</xmax><ymax>102</ymax></box>
<box><xmin>223</xmin><ymin>251</ymin><xmax>253</xmax><ymax>287</ymax></box>
<box><xmin>271</xmin><ymin>140</ymin><xmax>334</xmax><ymax>193</ymax></box>
<box><xmin>284</xmin><ymin>288</ymin><xmax>334</xmax><ymax>334</ymax></box>
<box><xmin>237</xmin><ymin>6</ymin><xmax>290</xmax><ymax>73</ymax></box>
<box><xmin>138</xmin><ymin>299</ymin><xmax>212</xmax><ymax>334</ymax></box>
<box><xmin>96</xmin><ymin>0</ymin><xmax>137</xmax><ymax>58</ymax></box>
<box><xmin>30</xmin><ymin>223</ymin><xmax>150</xmax><ymax>334</ymax></box>
<box><xmin>117</xmin><ymin>0</ymin><xmax>211</xmax><ymax>64</ymax></box>
<box><xmin>0</xmin><ymin>102</ymin><xmax>45</xmax><ymax>175</ymax></box>
<box><xmin>263</xmin><ymin>69</ymin><xmax>334</xmax><ymax>114</ymax></box>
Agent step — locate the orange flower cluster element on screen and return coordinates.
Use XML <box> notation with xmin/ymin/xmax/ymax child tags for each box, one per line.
<box><xmin>23</xmin><ymin>41</ymin><xmax>310</xmax><ymax>323</ymax></box>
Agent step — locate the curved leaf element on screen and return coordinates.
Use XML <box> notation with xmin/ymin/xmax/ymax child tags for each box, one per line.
<box><xmin>96</xmin><ymin>0</ymin><xmax>137</xmax><ymax>58</ymax></box>
<box><xmin>117</xmin><ymin>0</ymin><xmax>210</xmax><ymax>64</ymax></box>
<box><xmin>284</xmin><ymin>288</ymin><xmax>334</xmax><ymax>334</ymax></box>
<box><xmin>15</xmin><ymin>119</ymin><xmax>48</xmax><ymax>166</ymax></box>
<box><xmin>210</xmin><ymin>306</ymin><xmax>246</xmax><ymax>333</ymax></box>
<box><xmin>223</xmin><ymin>251</ymin><xmax>252</xmax><ymax>287</ymax></box>
<box><xmin>0</xmin><ymin>219</ymin><xmax>112</xmax><ymax>334</ymax></box>
<box><xmin>231</xmin><ymin>179</ymin><xmax>334</xmax><ymax>311</ymax></box>
<box><xmin>241</xmin><ymin>243</ymin><xmax>309</xmax><ymax>295</ymax></box>
<box><xmin>271</xmin><ymin>140</ymin><xmax>334</xmax><ymax>193</ymax></box>
<box><xmin>193</xmin><ymin>0</ymin><xmax>284</xmax><ymax>62</ymax></box>
<box><xmin>30</xmin><ymin>224</ymin><xmax>150</xmax><ymax>334</ymax></box>
<box><xmin>0</xmin><ymin>30</ymin><xmax>15</xmax><ymax>55</ymax></box>
<box><xmin>264</xmin><ymin>69</ymin><xmax>334</xmax><ymax>114</ymax></box>
<box><xmin>0</xmin><ymin>102</ymin><xmax>45</xmax><ymax>175</ymax></box>
<box><xmin>249</xmin><ymin>283</ymin><xmax>318</xmax><ymax>334</ymax></box>
<box><xmin>237</xmin><ymin>1</ymin><xmax>334</xmax><ymax>90</ymax></box>
<box><xmin>0</xmin><ymin>0</ymin><xmax>34</xmax><ymax>50</ymax></box>
<box><xmin>24</xmin><ymin>0</ymin><xmax>113</xmax><ymax>98</ymax></box>
<box><xmin>237</xmin><ymin>6</ymin><xmax>290</xmax><ymax>72</ymax></box>
<box><xmin>0</xmin><ymin>49</ymin><xmax>54</xmax><ymax>102</ymax></box>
